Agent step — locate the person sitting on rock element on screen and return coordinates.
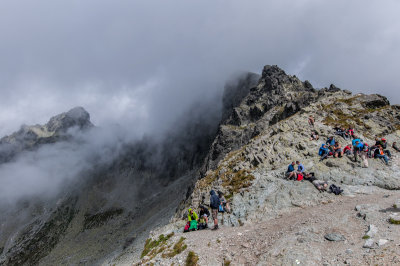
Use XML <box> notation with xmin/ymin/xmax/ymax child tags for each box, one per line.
<box><xmin>217</xmin><ymin>190</ymin><xmax>231</xmax><ymax>213</ymax></box>
<box><xmin>296</xmin><ymin>161</ymin><xmax>305</xmax><ymax>174</ymax></box>
<box><xmin>343</xmin><ymin>144</ymin><xmax>352</xmax><ymax>155</ymax></box>
<box><xmin>286</xmin><ymin>161</ymin><xmax>297</xmax><ymax>180</ymax></box>
<box><xmin>333</xmin><ymin>142</ymin><xmax>343</xmax><ymax>158</ymax></box>
<box><xmin>335</xmin><ymin>127</ymin><xmax>349</xmax><ymax>140</ymax></box>
<box><xmin>310</xmin><ymin>130</ymin><xmax>319</xmax><ymax>141</ymax></box>
<box><xmin>187</xmin><ymin>208</ymin><xmax>199</xmax><ymax>231</ymax></box>
<box><xmin>198</xmin><ymin>205</ymin><xmax>210</xmax><ymax>229</ymax></box>
<box><xmin>347</xmin><ymin>126</ymin><xmax>355</xmax><ymax>139</ymax></box>
<box><xmin>393</xmin><ymin>142</ymin><xmax>400</xmax><ymax>152</ymax></box>
<box><xmin>308</xmin><ymin>115</ymin><xmax>315</xmax><ymax>127</ymax></box>
<box><xmin>381</xmin><ymin>138</ymin><xmax>392</xmax><ymax>158</ymax></box>
<box><xmin>326</xmin><ymin>136</ymin><xmax>336</xmax><ymax>147</ymax></box>
<box><xmin>376</xmin><ymin>146</ymin><xmax>389</xmax><ymax>165</ymax></box>
<box><xmin>304</xmin><ymin>172</ymin><xmax>328</xmax><ymax>191</ymax></box>
<box><xmin>319</xmin><ymin>144</ymin><xmax>330</xmax><ymax>161</ymax></box>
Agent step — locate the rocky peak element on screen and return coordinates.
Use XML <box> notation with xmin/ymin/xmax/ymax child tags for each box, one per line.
<box><xmin>0</xmin><ymin>107</ymin><xmax>93</xmax><ymax>163</ymax></box>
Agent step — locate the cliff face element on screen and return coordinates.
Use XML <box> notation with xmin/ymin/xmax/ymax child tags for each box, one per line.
<box><xmin>127</xmin><ymin>66</ymin><xmax>400</xmax><ymax>265</ymax></box>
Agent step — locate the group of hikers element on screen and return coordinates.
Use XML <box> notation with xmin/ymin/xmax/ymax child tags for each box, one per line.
<box><xmin>185</xmin><ymin>190</ymin><xmax>230</xmax><ymax>232</ymax></box>
<box><xmin>286</xmin><ymin>118</ymin><xmax>399</xmax><ymax>192</ymax></box>
<box><xmin>318</xmin><ymin>131</ymin><xmax>396</xmax><ymax>167</ymax></box>
<box><xmin>184</xmin><ymin>116</ymin><xmax>399</xmax><ymax>232</ymax></box>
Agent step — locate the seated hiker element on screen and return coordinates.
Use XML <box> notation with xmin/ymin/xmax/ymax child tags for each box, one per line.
<box><xmin>187</xmin><ymin>208</ymin><xmax>199</xmax><ymax>231</ymax></box>
<box><xmin>296</xmin><ymin>161</ymin><xmax>305</xmax><ymax>174</ymax></box>
<box><xmin>308</xmin><ymin>115</ymin><xmax>315</xmax><ymax>127</ymax></box>
<box><xmin>286</xmin><ymin>161</ymin><xmax>297</xmax><ymax>180</ymax></box>
<box><xmin>304</xmin><ymin>172</ymin><xmax>328</xmax><ymax>191</ymax></box>
<box><xmin>335</xmin><ymin>127</ymin><xmax>349</xmax><ymax>140</ymax></box>
<box><xmin>310</xmin><ymin>130</ymin><xmax>319</xmax><ymax>141</ymax></box>
<box><xmin>326</xmin><ymin>136</ymin><xmax>336</xmax><ymax>147</ymax></box>
<box><xmin>376</xmin><ymin>146</ymin><xmax>389</xmax><ymax>165</ymax></box>
<box><xmin>393</xmin><ymin>142</ymin><xmax>400</xmax><ymax>152</ymax></box>
<box><xmin>217</xmin><ymin>191</ymin><xmax>231</xmax><ymax>213</ymax></box>
<box><xmin>319</xmin><ymin>144</ymin><xmax>330</xmax><ymax>161</ymax></box>
<box><xmin>347</xmin><ymin>126</ymin><xmax>355</xmax><ymax>139</ymax></box>
<box><xmin>333</xmin><ymin>142</ymin><xmax>343</xmax><ymax>158</ymax></box>
<box><xmin>381</xmin><ymin>138</ymin><xmax>392</xmax><ymax>158</ymax></box>
<box><xmin>198</xmin><ymin>205</ymin><xmax>210</xmax><ymax>229</ymax></box>
<box><xmin>343</xmin><ymin>144</ymin><xmax>353</xmax><ymax>155</ymax></box>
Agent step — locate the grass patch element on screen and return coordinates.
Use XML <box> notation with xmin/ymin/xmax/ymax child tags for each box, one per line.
<box><xmin>224</xmin><ymin>258</ymin><xmax>232</xmax><ymax>266</ymax></box>
<box><xmin>163</xmin><ymin>237</ymin><xmax>187</xmax><ymax>258</ymax></box>
<box><xmin>186</xmin><ymin>251</ymin><xmax>199</xmax><ymax>266</ymax></box>
<box><xmin>389</xmin><ymin>218</ymin><xmax>400</xmax><ymax>225</ymax></box>
<box><xmin>141</xmin><ymin>232</ymin><xmax>174</xmax><ymax>258</ymax></box>
<box><xmin>362</xmin><ymin>235</ymin><xmax>370</xmax><ymax>239</ymax></box>
<box><xmin>238</xmin><ymin>219</ymin><xmax>244</xmax><ymax>226</ymax></box>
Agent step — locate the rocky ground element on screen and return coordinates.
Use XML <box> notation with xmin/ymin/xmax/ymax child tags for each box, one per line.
<box><xmin>130</xmin><ymin>190</ymin><xmax>400</xmax><ymax>265</ymax></box>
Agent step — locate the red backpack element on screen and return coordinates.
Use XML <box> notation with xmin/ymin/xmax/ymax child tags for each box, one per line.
<box><xmin>297</xmin><ymin>173</ymin><xmax>304</xmax><ymax>181</ymax></box>
<box><xmin>183</xmin><ymin>222</ymin><xmax>190</xmax><ymax>233</ymax></box>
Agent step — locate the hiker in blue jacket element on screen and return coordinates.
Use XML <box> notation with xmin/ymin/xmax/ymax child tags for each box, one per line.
<box><xmin>286</xmin><ymin>162</ymin><xmax>297</xmax><ymax>180</ymax></box>
<box><xmin>319</xmin><ymin>144</ymin><xmax>330</xmax><ymax>161</ymax></box>
<box><xmin>296</xmin><ymin>161</ymin><xmax>305</xmax><ymax>174</ymax></box>
<box><xmin>352</xmin><ymin>139</ymin><xmax>364</xmax><ymax>162</ymax></box>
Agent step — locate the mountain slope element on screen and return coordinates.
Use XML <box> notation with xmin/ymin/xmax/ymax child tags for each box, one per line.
<box><xmin>127</xmin><ymin>65</ymin><xmax>400</xmax><ymax>265</ymax></box>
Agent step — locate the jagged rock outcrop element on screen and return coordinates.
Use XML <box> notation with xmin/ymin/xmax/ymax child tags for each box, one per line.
<box><xmin>0</xmin><ymin>106</ymin><xmax>93</xmax><ymax>163</ymax></box>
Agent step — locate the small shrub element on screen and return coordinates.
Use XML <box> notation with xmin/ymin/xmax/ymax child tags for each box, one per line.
<box><xmin>163</xmin><ymin>237</ymin><xmax>187</xmax><ymax>258</ymax></box>
<box><xmin>186</xmin><ymin>251</ymin><xmax>199</xmax><ymax>266</ymax></box>
<box><xmin>224</xmin><ymin>258</ymin><xmax>231</xmax><ymax>266</ymax></box>
<box><xmin>362</xmin><ymin>235</ymin><xmax>370</xmax><ymax>239</ymax></box>
<box><xmin>389</xmin><ymin>218</ymin><xmax>400</xmax><ymax>225</ymax></box>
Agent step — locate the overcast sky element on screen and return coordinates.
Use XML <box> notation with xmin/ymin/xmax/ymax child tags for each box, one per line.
<box><xmin>0</xmin><ymin>0</ymin><xmax>399</xmax><ymax>137</ymax></box>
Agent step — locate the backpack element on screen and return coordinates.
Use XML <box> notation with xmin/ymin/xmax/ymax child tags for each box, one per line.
<box><xmin>183</xmin><ymin>222</ymin><xmax>190</xmax><ymax>233</ymax></box>
<box><xmin>329</xmin><ymin>184</ymin><xmax>343</xmax><ymax>195</ymax></box>
<box><xmin>297</xmin><ymin>173</ymin><xmax>304</xmax><ymax>181</ymax></box>
<box><xmin>218</xmin><ymin>204</ymin><xmax>224</xmax><ymax>213</ymax></box>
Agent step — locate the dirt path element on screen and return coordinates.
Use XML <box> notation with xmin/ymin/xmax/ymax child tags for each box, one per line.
<box><xmin>140</xmin><ymin>191</ymin><xmax>400</xmax><ymax>265</ymax></box>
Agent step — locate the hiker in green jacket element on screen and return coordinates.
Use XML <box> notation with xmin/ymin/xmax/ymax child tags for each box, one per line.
<box><xmin>187</xmin><ymin>208</ymin><xmax>198</xmax><ymax>231</ymax></box>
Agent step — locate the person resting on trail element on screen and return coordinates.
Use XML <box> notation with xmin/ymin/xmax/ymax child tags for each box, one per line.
<box><xmin>296</xmin><ymin>161</ymin><xmax>305</xmax><ymax>174</ymax></box>
<box><xmin>326</xmin><ymin>136</ymin><xmax>336</xmax><ymax>147</ymax></box>
<box><xmin>333</xmin><ymin>142</ymin><xmax>343</xmax><ymax>158</ymax></box>
<box><xmin>335</xmin><ymin>127</ymin><xmax>349</xmax><ymax>140</ymax></box>
<box><xmin>304</xmin><ymin>172</ymin><xmax>328</xmax><ymax>191</ymax></box>
<box><xmin>319</xmin><ymin>144</ymin><xmax>330</xmax><ymax>161</ymax></box>
<box><xmin>187</xmin><ymin>208</ymin><xmax>199</xmax><ymax>231</ymax></box>
<box><xmin>286</xmin><ymin>161</ymin><xmax>297</xmax><ymax>180</ymax></box>
<box><xmin>381</xmin><ymin>138</ymin><xmax>392</xmax><ymax>158</ymax></box>
<box><xmin>198</xmin><ymin>205</ymin><xmax>210</xmax><ymax>229</ymax></box>
<box><xmin>393</xmin><ymin>142</ymin><xmax>400</xmax><ymax>152</ymax></box>
<box><xmin>310</xmin><ymin>130</ymin><xmax>319</xmax><ymax>141</ymax></box>
<box><xmin>308</xmin><ymin>115</ymin><xmax>315</xmax><ymax>127</ymax></box>
<box><xmin>347</xmin><ymin>127</ymin><xmax>355</xmax><ymax>139</ymax></box>
<box><xmin>217</xmin><ymin>190</ymin><xmax>231</xmax><ymax>213</ymax></box>
<box><xmin>343</xmin><ymin>144</ymin><xmax>353</xmax><ymax>155</ymax></box>
<box><xmin>376</xmin><ymin>146</ymin><xmax>389</xmax><ymax>165</ymax></box>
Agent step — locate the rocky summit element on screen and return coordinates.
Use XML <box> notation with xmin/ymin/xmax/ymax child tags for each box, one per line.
<box><xmin>1</xmin><ymin>65</ymin><xmax>400</xmax><ymax>266</ymax></box>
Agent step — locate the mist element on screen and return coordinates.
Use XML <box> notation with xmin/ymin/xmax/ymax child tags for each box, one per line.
<box><xmin>1</xmin><ymin>0</ymin><xmax>400</xmax><ymax>203</ymax></box>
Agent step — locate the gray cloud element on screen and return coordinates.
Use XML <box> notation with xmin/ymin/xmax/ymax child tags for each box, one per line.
<box><xmin>1</xmin><ymin>0</ymin><xmax>399</xmax><ymax>136</ymax></box>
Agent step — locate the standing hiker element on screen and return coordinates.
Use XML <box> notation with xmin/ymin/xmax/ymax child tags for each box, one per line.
<box><xmin>209</xmin><ymin>190</ymin><xmax>220</xmax><ymax>230</ymax></box>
